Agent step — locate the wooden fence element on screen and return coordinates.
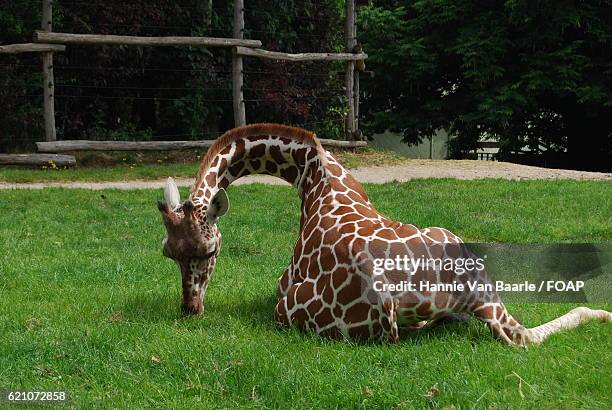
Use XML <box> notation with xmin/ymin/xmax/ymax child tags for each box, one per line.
<box><xmin>0</xmin><ymin>0</ymin><xmax>367</xmax><ymax>164</ymax></box>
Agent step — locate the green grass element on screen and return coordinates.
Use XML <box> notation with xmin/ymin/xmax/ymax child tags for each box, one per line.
<box><xmin>0</xmin><ymin>162</ymin><xmax>201</xmax><ymax>183</ymax></box>
<box><xmin>0</xmin><ymin>148</ymin><xmax>406</xmax><ymax>183</ymax></box>
<box><xmin>0</xmin><ymin>180</ymin><xmax>610</xmax><ymax>408</ymax></box>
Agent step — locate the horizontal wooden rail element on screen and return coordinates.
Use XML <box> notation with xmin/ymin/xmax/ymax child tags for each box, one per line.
<box><xmin>37</xmin><ymin>140</ymin><xmax>215</xmax><ymax>152</ymax></box>
<box><xmin>0</xmin><ymin>43</ymin><xmax>66</xmax><ymax>54</ymax></box>
<box><xmin>0</xmin><ymin>153</ymin><xmax>75</xmax><ymax>167</ymax></box>
<box><xmin>235</xmin><ymin>46</ymin><xmax>367</xmax><ymax>62</ymax></box>
<box><xmin>319</xmin><ymin>139</ymin><xmax>367</xmax><ymax>148</ymax></box>
<box><xmin>34</xmin><ymin>31</ymin><xmax>262</xmax><ymax>48</ymax></box>
<box><xmin>37</xmin><ymin>138</ymin><xmax>366</xmax><ymax>152</ymax></box>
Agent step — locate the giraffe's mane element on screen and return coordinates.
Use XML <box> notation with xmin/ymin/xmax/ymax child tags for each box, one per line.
<box><xmin>192</xmin><ymin>123</ymin><xmax>324</xmax><ymax>194</ymax></box>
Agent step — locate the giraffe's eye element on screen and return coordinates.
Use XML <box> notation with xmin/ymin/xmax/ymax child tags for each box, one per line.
<box><xmin>162</xmin><ymin>240</ymin><xmax>174</xmax><ymax>259</ymax></box>
<box><xmin>162</xmin><ymin>237</ymin><xmax>183</xmax><ymax>260</ymax></box>
<box><xmin>202</xmin><ymin>245</ymin><xmax>217</xmax><ymax>260</ymax></box>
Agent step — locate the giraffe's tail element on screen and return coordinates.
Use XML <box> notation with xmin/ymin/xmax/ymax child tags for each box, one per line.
<box><xmin>525</xmin><ymin>306</ymin><xmax>612</xmax><ymax>345</ymax></box>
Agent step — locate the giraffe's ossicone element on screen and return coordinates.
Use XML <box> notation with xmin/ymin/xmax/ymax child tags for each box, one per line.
<box><xmin>157</xmin><ymin>123</ymin><xmax>611</xmax><ymax>346</ymax></box>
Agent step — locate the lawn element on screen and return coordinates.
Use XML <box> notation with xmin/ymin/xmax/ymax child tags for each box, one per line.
<box><xmin>0</xmin><ymin>180</ymin><xmax>610</xmax><ymax>408</ymax></box>
<box><xmin>0</xmin><ymin>147</ymin><xmax>406</xmax><ymax>183</ymax></box>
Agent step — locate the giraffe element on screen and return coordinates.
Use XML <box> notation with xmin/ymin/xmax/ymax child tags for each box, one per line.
<box><xmin>157</xmin><ymin>123</ymin><xmax>611</xmax><ymax>346</ymax></box>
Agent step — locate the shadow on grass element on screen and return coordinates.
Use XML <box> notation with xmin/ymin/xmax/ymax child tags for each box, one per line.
<box><xmin>212</xmin><ymin>292</ymin><xmax>497</xmax><ymax>346</ymax></box>
<box><xmin>119</xmin><ymin>289</ymin><xmax>277</xmax><ymax>328</ymax></box>
<box><xmin>121</xmin><ymin>292</ymin><xmax>180</xmax><ymax>323</ymax></box>
<box><xmin>119</xmin><ymin>289</ymin><xmax>497</xmax><ymax>346</ymax></box>
<box><xmin>209</xmin><ymin>291</ymin><xmax>279</xmax><ymax>330</ymax></box>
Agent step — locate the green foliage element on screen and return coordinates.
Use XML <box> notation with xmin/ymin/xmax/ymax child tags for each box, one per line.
<box><xmin>87</xmin><ymin>123</ymin><xmax>153</xmax><ymax>142</ymax></box>
<box><xmin>241</xmin><ymin>0</ymin><xmax>346</xmax><ymax>137</ymax></box>
<box><xmin>0</xmin><ymin>0</ymin><xmax>345</xmax><ymax>151</ymax></box>
<box><xmin>0</xmin><ymin>0</ymin><xmax>40</xmax><ymax>42</ymax></box>
<box><xmin>359</xmin><ymin>0</ymin><xmax>612</xmax><ymax>170</ymax></box>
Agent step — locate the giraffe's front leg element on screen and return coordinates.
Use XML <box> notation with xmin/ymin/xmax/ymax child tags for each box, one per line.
<box><xmin>276</xmin><ymin>266</ymin><xmax>294</xmax><ymax>300</ymax></box>
<box><xmin>275</xmin><ymin>278</ymin><xmax>400</xmax><ymax>343</ymax></box>
<box><xmin>274</xmin><ymin>281</ymin><xmax>342</xmax><ymax>337</ymax></box>
<box><xmin>274</xmin><ymin>282</ymin><xmax>311</xmax><ymax>330</ymax></box>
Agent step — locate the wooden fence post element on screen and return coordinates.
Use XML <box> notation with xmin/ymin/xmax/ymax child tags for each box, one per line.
<box><xmin>352</xmin><ymin>4</ymin><xmax>360</xmax><ymax>136</ymax></box>
<box><xmin>345</xmin><ymin>0</ymin><xmax>356</xmax><ymax>140</ymax></box>
<box><xmin>41</xmin><ymin>0</ymin><xmax>56</xmax><ymax>141</ymax></box>
<box><xmin>232</xmin><ymin>0</ymin><xmax>246</xmax><ymax>127</ymax></box>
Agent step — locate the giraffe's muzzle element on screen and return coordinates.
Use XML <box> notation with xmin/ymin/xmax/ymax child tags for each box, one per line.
<box><xmin>180</xmin><ymin>277</ymin><xmax>205</xmax><ymax>316</ymax></box>
<box><xmin>181</xmin><ymin>298</ymin><xmax>204</xmax><ymax>315</ymax></box>
<box><xmin>179</xmin><ymin>262</ymin><xmax>212</xmax><ymax>316</ymax></box>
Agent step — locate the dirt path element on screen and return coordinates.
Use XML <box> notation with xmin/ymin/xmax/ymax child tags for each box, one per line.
<box><xmin>0</xmin><ymin>160</ymin><xmax>609</xmax><ymax>190</ymax></box>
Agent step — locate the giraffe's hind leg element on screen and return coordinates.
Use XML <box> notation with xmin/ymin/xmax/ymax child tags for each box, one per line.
<box><xmin>525</xmin><ymin>306</ymin><xmax>611</xmax><ymax>344</ymax></box>
<box><xmin>471</xmin><ymin>302</ymin><xmax>612</xmax><ymax>346</ymax></box>
<box><xmin>471</xmin><ymin>303</ymin><xmax>528</xmax><ymax>346</ymax></box>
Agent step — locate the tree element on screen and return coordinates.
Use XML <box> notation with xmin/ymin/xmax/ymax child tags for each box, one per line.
<box><xmin>358</xmin><ymin>0</ymin><xmax>612</xmax><ymax>171</ymax></box>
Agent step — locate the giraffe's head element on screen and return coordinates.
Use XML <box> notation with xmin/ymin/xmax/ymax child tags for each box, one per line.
<box><xmin>157</xmin><ymin>177</ymin><xmax>229</xmax><ymax>315</ymax></box>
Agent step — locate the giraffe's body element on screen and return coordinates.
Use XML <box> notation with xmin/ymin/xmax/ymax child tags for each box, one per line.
<box><xmin>158</xmin><ymin>123</ymin><xmax>611</xmax><ymax>346</ymax></box>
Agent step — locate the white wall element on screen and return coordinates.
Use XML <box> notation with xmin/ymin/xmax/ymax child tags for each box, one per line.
<box><xmin>369</xmin><ymin>129</ymin><xmax>451</xmax><ymax>159</ymax></box>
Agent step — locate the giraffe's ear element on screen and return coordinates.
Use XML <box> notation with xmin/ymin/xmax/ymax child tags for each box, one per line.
<box><xmin>206</xmin><ymin>189</ymin><xmax>229</xmax><ymax>222</ymax></box>
<box><xmin>164</xmin><ymin>177</ymin><xmax>181</xmax><ymax>210</ymax></box>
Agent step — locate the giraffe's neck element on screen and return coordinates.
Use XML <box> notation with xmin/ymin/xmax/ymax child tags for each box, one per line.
<box><xmin>190</xmin><ymin>134</ymin><xmax>328</xmax><ymax>213</ymax></box>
